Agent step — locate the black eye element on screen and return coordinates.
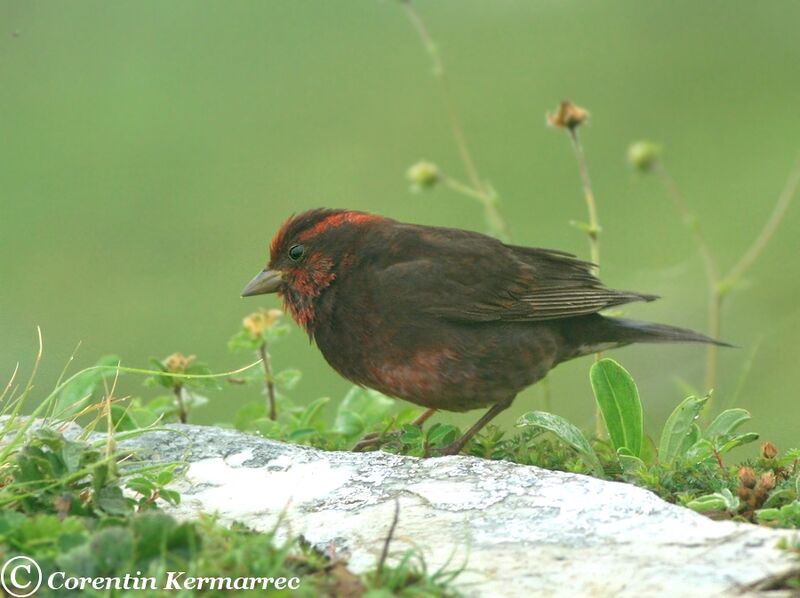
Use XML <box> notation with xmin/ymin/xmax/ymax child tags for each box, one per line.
<box><xmin>288</xmin><ymin>244</ymin><xmax>305</xmax><ymax>261</ymax></box>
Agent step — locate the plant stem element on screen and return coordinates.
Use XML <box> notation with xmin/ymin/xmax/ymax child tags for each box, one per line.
<box><xmin>376</xmin><ymin>498</ymin><xmax>400</xmax><ymax>580</ymax></box>
<box><xmin>103</xmin><ymin>365</ymin><xmax>121</xmax><ymax>459</ymax></box>
<box><xmin>401</xmin><ymin>0</ymin><xmax>484</xmax><ymax>195</ymax></box>
<box><xmin>565</xmin><ymin>128</ymin><xmax>604</xmax><ymax>437</ymax></box>
<box><xmin>655</xmin><ymin>164</ymin><xmax>723</xmax><ymax>393</ymax></box>
<box><xmin>568</xmin><ymin>128</ymin><xmax>601</xmax><ymax>275</ymax></box>
<box><xmin>442</xmin><ymin>175</ymin><xmax>511</xmax><ymax>241</ymax></box>
<box><xmin>401</xmin><ymin>1</ymin><xmax>512</xmax><ymax>242</ymax></box>
<box><xmin>722</xmin><ymin>160</ymin><xmax>800</xmax><ymax>288</ymax></box>
<box><xmin>173</xmin><ymin>385</ymin><xmax>187</xmax><ymax>424</ymax></box>
<box><xmin>259</xmin><ymin>342</ymin><xmax>277</xmax><ymax>421</ymax></box>
<box><xmin>655</xmin><ymin>165</ymin><xmax>720</xmax><ymax>286</ymax></box>
<box><xmin>656</xmin><ymin>160</ymin><xmax>800</xmax><ymax>400</ymax></box>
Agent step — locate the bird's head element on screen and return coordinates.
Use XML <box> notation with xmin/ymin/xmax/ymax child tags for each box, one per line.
<box><xmin>241</xmin><ymin>208</ymin><xmax>383</xmax><ymax>334</ymax></box>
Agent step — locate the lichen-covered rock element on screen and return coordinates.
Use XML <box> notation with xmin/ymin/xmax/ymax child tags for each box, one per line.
<box><xmin>120</xmin><ymin>425</ymin><xmax>799</xmax><ymax>597</ymax></box>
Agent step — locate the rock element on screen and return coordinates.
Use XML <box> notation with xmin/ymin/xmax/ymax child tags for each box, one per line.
<box><xmin>120</xmin><ymin>424</ymin><xmax>799</xmax><ymax>597</ymax></box>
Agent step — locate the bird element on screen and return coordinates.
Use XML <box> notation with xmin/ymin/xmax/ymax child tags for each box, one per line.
<box><xmin>241</xmin><ymin>208</ymin><xmax>727</xmax><ymax>455</ymax></box>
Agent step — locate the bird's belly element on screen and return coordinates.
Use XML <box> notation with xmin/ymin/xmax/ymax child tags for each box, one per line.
<box><xmin>315</xmin><ymin>319</ymin><xmax>561</xmax><ymax>412</ymax></box>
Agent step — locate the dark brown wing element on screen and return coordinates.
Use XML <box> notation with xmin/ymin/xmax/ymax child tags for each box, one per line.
<box><xmin>372</xmin><ymin>225</ymin><xmax>657</xmax><ymax>323</ymax></box>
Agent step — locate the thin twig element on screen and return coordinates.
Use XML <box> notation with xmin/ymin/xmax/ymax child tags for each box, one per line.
<box><xmin>566</xmin><ymin>127</ymin><xmax>603</xmax><ymax>437</ymax></box>
<box><xmin>259</xmin><ymin>342</ymin><xmax>277</xmax><ymax>420</ymax></box>
<box><xmin>442</xmin><ymin>175</ymin><xmax>511</xmax><ymax>241</ymax></box>
<box><xmin>655</xmin><ymin>163</ymin><xmax>722</xmax><ymax>392</ymax></box>
<box><xmin>401</xmin><ymin>0</ymin><xmax>484</xmax><ymax>195</ymax></box>
<box><xmin>568</xmin><ymin>128</ymin><xmax>601</xmax><ymax>275</ymax></box>
<box><xmin>655</xmin><ymin>158</ymin><xmax>800</xmax><ymax>402</ymax></box>
<box><xmin>102</xmin><ymin>364</ymin><xmax>121</xmax><ymax>459</ymax></box>
<box><xmin>376</xmin><ymin>498</ymin><xmax>401</xmax><ymax>579</ymax></box>
<box><xmin>655</xmin><ymin>165</ymin><xmax>720</xmax><ymax>285</ymax></box>
<box><xmin>723</xmin><ymin>160</ymin><xmax>800</xmax><ymax>287</ymax></box>
<box><xmin>400</xmin><ymin>1</ymin><xmax>512</xmax><ymax>242</ymax></box>
<box><xmin>173</xmin><ymin>385</ymin><xmax>187</xmax><ymax>424</ymax></box>
<box><xmin>0</xmin><ymin>363</ymin><xmax>19</xmax><ymax>404</ymax></box>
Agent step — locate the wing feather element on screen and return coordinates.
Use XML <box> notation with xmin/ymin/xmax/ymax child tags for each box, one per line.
<box><xmin>373</xmin><ymin>225</ymin><xmax>657</xmax><ymax>323</ymax></box>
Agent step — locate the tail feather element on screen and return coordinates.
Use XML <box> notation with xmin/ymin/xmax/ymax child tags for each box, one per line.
<box><xmin>563</xmin><ymin>315</ymin><xmax>732</xmax><ymax>359</ymax></box>
<box><xmin>598</xmin><ymin>317</ymin><xmax>732</xmax><ymax>347</ymax></box>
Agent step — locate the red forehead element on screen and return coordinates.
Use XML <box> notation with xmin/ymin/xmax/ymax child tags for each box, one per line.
<box><xmin>270</xmin><ymin>210</ymin><xmax>379</xmax><ymax>256</ymax></box>
<box><xmin>298</xmin><ymin>211</ymin><xmax>377</xmax><ymax>240</ymax></box>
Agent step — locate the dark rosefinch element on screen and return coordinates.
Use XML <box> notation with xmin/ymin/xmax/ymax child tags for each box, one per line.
<box><xmin>242</xmin><ymin>209</ymin><xmax>727</xmax><ymax>455</ymax></box>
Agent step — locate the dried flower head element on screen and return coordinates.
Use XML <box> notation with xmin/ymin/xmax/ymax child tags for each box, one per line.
<box><xmin>407</xmin><ymin>160</ymin><xmax>440</xmax><ymax>191</ymax></box>
<box><xmin>243</xmin><ymin>308</ymin><xmax>283</xmax><ymax>338</ymax></box>
<box><xmin>757</xmin><ymin>471</ymin><xmax>777</xmax><ymax>492</ymax></box>
<box><xmin>627</xmin><ymin>141</ymin><xmax>662</xmax><ymax>172</ymax></box>
<box><xmin>738</xmin><ymin>466</ymin><xmax>757</xmax><ymax>489</ymax></box>
<box><xmin>547</xmin><ymin>100</ymin><xmax>589</xmax><ymax>130</ymax></box>
<box><xmin>760</xmin><ymin>441</ymin><xmax>778</xmax><ymax>460</ymax></box>
<box><xmin>164</xmin><ymin>352</ymin><xmax>195</xmax><ymax>374</ymax></box>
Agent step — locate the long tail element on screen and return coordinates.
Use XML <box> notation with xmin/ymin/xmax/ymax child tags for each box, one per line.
<box><xmin>563</xmin><ymin>315</ymin><xmax>732</xmax><ymax>358</ymax></box>
<box><xmin>605</xmin><ymin>317</ymin><xmax>731</xmax><ymax>346</ymax></box>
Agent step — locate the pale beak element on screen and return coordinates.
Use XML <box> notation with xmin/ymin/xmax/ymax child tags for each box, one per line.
<box><xmin>241</xmin><ymin>269</ymin><xmax>283</xmax><ymax>297</ymax></box>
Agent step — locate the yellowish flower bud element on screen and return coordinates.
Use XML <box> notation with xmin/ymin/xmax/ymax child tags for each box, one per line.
<box><xmin>406</xmin><ymin>161</ymin><xmax>440</xmax><ymax>191</ymax></box>
<box><xmin>243</xmin><ymin>308</ymin><xmax>284</xmax><ymax>338</ymax></box>
<box><xmin>164</xmin><ymin>352</ymin><xmax>195</xmax><ymax>374</ymax></box>
<box><xmin>627</xmin><ymin>141</ymin><xmax>662</xmax><ymax>172</ymax></box>
<box><xmin>760</xmin><ymin>441</ymin><xmax>778</xmax><ymax>460</ymax></box>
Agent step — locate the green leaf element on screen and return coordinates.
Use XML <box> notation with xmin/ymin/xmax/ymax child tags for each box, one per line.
<box><xmin>718</xmin><ymin>432</ymin><xmax>759</xmax><ymax>454</ymax></box>
<box><xmin>685</xmin><ymin>438</ymin><xmax>714</xmax><ymax>465</ymax></box>
<box><xmin>94</xmin><ymin>485</ymin><xmax>131</xmax><ymax>516</ymax></box>
<box><xmin>288</xmin><ymin>427</ymin><xmax>317</xmax><ymax>442</ymax></box>
<box><xmin>400</xmin><ymin>424</ymin><xmax>423</xmax><ymax>445</ymax></box>
<box><xmin>640</xmin><ymin>435</ymin><xmax>658</xmax><ymax>466</ymax></box>
<box><xmin>299</xmin><ymin>397</ymin><xmax>329</xmax><ymax>428</ymax></box>
<box><xmin>90</xmin><ymin>526</ymin><xmax>134</xmax><ymax>574</ymax></box>
<box><xmin>252</xmin><ymin>418</ymin><xmax>282</xmax><ymax>439</ymax></box>
<box><xmin>60</xmin><ymin>440</ymin><xmax>86</xmax><ymax>474</ymax></box>
<box><xmin>52</xmin><ymin>355</ymin><xmax>121</xmax><ymax>418</ymax></box>
<box><xmin>658</xmin><ymin>395</ymin><xmax>708</xmax><ymax>465</ymax></box>
<box><xmin>755</xmin><ymin>508</ymin><xmax>780</xmax><ymax>522</ymax></box>
<box><xmin>274</xmin><ymin>369</ymin><xmax>302</xmax><ymax>391</ymax></box>
<box><xmin>332</xmin><ymin>387</ymin><xmax>395</xmax><ymax>437</ymax></box>
<box><xmin>184</xmin><ymin>363</ymin><xmax>220</xmax><ymax>390</ymax></box>
<box><xmin>617</xmin><ymin>447</ymin><xmax>646</xmax><ymax>476</ymax></box>
<box><xmin>686</xmin><ymin>494</ymin><xmax>727</xmax><ymax>513</ymax></box>
<box><xmin>234</xmin><ymin>401</ymin><xmax>266</xmax><ymax>431</ymax></box>
<box><xmin>426</xmin><ymin>424</ymin><xmax>458</xmax><ymax>448</ymax></box>
<box><xmin>517</xmin><ymin>411</ymin><xmax>604</xmax><ymax>477</ymax></box>
<box><xmin>703</xmin><ymin>408</ymin><xmax>751</xmax><ymax>440</ymax></box>
<box><xmin>590</xmin><ymin>358</ymin><xmax>643</xmax><ymax>457</ymax></box>
<box><xmin>687</xmin><ymin>488</ymin><xmax>739</xmax><ymax>513</ymax></box>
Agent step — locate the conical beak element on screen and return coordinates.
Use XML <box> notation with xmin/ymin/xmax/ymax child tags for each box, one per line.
<box><xmin>241</xmin><ymin>269</ymin><xmax>283</xmax><ymax>297</ymax></box>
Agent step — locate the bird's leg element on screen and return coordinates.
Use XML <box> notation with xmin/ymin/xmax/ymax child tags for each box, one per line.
<box><xmin>351</xmin><ymin>408</ymin><xmax>437</xmax><ymax>452</ymax></box>
<box><xmin>439</xmin><ymin>400</ymin><xmax>513</xmax><ymax>456</ymax></box>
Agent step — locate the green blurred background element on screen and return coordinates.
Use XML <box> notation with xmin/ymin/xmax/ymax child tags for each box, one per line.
<box><xmin>2</xmin><ymin>1</ymin><xmax>799</xmax><ymax>448</ymax></box>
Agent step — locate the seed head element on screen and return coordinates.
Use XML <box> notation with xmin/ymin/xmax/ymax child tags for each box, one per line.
<box><xmin>757</xmin><ymin>471</ymin><xmax>776</xmax><ymax>492</ymax></box>
<box><xmin>760</xmin><ymin>441</ymin><xmax>778</xmax><ymax>460</ymax></box>
<box><xmin>407</xmin><ymin>161</ymin><xmax>440</xmax><ymax>191</ymax></box>
<box><xmin>164</xmin><ymin>352</ymin><xmax>195</xmax><ymax>374</ymax></box>
<box><xmin>627</xmin><ymin>141</ymin><xmax>662</xmax><ymax>172</ymax></box>
<box><xmin>243</xmin><ymin>308</ymin><xmax>284</xmax><ymax>338</ymax></box>
<box><xmin>738</xmin><ymin>466</ymin><xmax>757</xmax><ymax>489</ymax></box>
<box><xmin>547</xmin><ymin>100</ymin><xmax>589</xmax><ymax>131</ymax></box>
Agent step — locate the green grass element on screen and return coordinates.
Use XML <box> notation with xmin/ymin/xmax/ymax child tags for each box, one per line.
<box><xmin>0</xmin><ymin>350</ymin><xmax>461</xmax><ymax>597</ymax></box>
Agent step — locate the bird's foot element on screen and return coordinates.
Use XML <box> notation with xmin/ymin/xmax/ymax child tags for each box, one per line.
<box><xmin>351</xmin><ymin>408</ymin><xmax>437</xmax><ymax>452</ymax></box>
<box><xmin>437</xmin><ymin>437</ymin><xmax>468</xmax><ymax>456</ymax></box>
<box><xmin>352</xmin><ymin>429</ymin><xmax>408</xmax><ymax>452</ymax></box>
